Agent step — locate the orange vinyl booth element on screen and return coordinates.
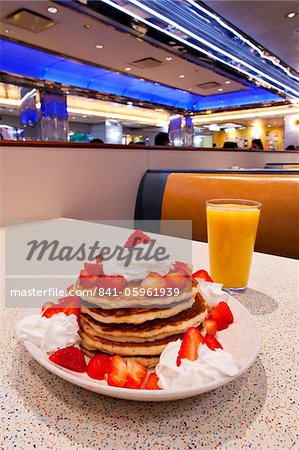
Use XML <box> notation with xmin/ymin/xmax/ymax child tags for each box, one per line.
<box><xmin>135</xmin><ymin>170</ymin><xmax>299</xmax><ymax>259</ymax></box>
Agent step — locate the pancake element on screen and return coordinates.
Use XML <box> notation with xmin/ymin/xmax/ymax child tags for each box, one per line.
<box><xmin>80</xmin><ymin>296</ymin><xmax>195</xmax><ymax>324</ymax></box>
<box><xmin>80</xmin><ymin>345</ymin><xmax>159</xmax><ymax>368</ymax></box>
<box><xmin>79</xmin><ymin>330</ymin><xmax>186</xmax><ymax>356</ymax></box>
<box><xmin>77</xmin><ymin>280</ymin><xmax>193</xmax><ymax>309</ymax></box>
<box><xmin>80</xmin><ymin>293</ymin><xmax>207</xmax><ymax>342</ymax></box>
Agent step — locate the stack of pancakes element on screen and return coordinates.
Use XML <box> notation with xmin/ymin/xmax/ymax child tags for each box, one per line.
<box><xmin>79</xmin><ymin>283</ymin><xmax>208</xmax><ymax>368</ymax></box>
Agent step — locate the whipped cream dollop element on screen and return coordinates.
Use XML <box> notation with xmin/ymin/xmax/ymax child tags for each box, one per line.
<box><xmin>102</xmin><ymin>243</ymin><xmax>171</xmax><ymax>282</ymax></box>
<box><xmin>16</xmin><ymin>313</ymin><xmax>80</xmax><ymax>353</ymax></box>
<box><xmin>197</xmin><ymin>280</ymin><xmax>226</xmax><ymax>307</ymax></box>
<box><xmin>156</xmin><ymin>339</ymin><xmax>239</xmax><ymax>390</ymax></box>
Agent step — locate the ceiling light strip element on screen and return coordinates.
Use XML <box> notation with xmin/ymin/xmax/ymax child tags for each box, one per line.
<box><xmin>99</xmin><ymin>0</ymin><xmax>298</xmax><ymax>98</ymax></box>
<box><xmin>0</xmin><ymin>98</ymin><xmax>21</xmax><ymax>106</ymax></box>
<box><xmin>123</xmin><ymin>0</ymin><xmax>299</xmax><ymax>96</ymax></box>
<box><xmin>65</xmin><ymin>107</ymin><xmax>167</xmax><ymax>124</ymax></box>
<box><xmin>0</xmin><ymin>99</ymin><xmax>168</xmax><ymax>125</ymax></box>
<box><xmin>186</xmin><ymin>0</ymin><xmax>299</xmax><ymax>82</ymax></box>
<box><xmin>193</xmin><ymin>107</ymin><xmax>299</xmax><ymax>124</ymax></box>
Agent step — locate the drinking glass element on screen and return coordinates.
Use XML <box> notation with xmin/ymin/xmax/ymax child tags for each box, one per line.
<box><xmin>206</xmin><ymin>199</ymin><xmax>261</xmax><ymax>292</ymax></box>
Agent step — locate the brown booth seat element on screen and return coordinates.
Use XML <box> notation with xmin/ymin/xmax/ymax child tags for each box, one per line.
<box><xmin>135</xmin><ymin>170</ymin><xmax>299</xmax><ymax>259</ymax></box>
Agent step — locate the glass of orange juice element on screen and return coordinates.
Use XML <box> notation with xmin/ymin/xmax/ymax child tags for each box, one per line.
<box><xmin>206</xmin><ymin>199</ymin><xmax>261</xmax><ymax>292</ymax></box>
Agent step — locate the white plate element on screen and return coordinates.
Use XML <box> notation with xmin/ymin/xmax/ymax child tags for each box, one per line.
<box><xmin>22</xmin><ymin>295</ymin><xmax>260</xmax><ymax>402</ymax></box>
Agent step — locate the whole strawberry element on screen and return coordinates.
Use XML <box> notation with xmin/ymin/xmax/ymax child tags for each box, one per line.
<box><xmin>87</xmin><ymin>353</ymin><xmax>110</xmax><ymax>380</ymax></box>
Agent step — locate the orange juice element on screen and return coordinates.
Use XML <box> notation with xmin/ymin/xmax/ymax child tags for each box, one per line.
<box><xmin>206</xmin><ymin>200</ymin><xmax>261</xmax><ymax>290</ymax></box>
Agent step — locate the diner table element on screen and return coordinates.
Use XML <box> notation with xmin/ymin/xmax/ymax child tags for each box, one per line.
<box><xmin>0</xmin><ymin>219</ymin><xmax>298</xmax><ymax>450</ymax></box>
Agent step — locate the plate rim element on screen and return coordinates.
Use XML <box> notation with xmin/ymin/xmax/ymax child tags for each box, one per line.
<box><xmin>21</xmin><ymin>295</ymin><xmax>261</xmax><ymax>401</ymax></box>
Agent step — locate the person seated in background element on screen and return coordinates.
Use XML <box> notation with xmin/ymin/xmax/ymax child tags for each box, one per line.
<box><xmin>251</xmin><ymin>138</ymin><xmax>264</xmax><ymax>150</ymax></box>
<box><xmin>90</xmin><ymin>138</ymin><xmax>104</xmax><ymax>144</ymax></box>
<box><xmin>154</xmin><ymin>132</ymin><xmax>170</xmax><ymax>146</ymax></box>
<box><xmin>285</xmin><ymin>144</ymin><xmax>296</xmax><ymax>150</ymax></box>
<box><xmin>222</xmin><ymin>141</ymin><xmax>238</xmax><ymax>149</ymax></box>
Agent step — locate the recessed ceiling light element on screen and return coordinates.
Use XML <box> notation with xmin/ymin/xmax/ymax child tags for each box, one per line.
<box><xmin>165</xmin><ymin>56</ymin><xmax>172</xmax><ymax>61</ymax></box>
<box><xmin>268</xmin><ymin>124</ymin><xmax>271</xmax><ymax>127</ymax></box>
<box><xmin>72</xmin><ymin>116</ymin><xmax>76</xmax><ymax>119</ymax></box>
<box><xmin>82</xmin><ymin>115</ymin><xmax>87</xmax><ymax>118</ymax></box>
<box><xmin>225</xmin><ymin>80</ymin><xmax>231</xmax><ymax>84</ymax></box>
<box><xmin>4</xmin><ymin>28</ymin><xmax>14</xmax><ymax>34</ymax></box>
<box><xmin>47</xmin><ymin>7</ymin><xmax>58</xmax><ymax>14</ymax></box>
<box><xmin>125</xmin><ymin>67</ymin><xmax>131</xmax><ymax>71</ymax></box>
<box><xmin>84</xmin><ymin>24</ymin><xmax>91</xmax><ymax>29</ymax></box>
<box><xmin>127</xmin><ymin>101</ymin><xmax>133</xmax><ymax>106</ymax></box>
<box><xmin>179</xmin><ymin>74</ymin><xmax>185</xmax><ymax>78</ymax></box>
<box><xmin>285</xmin><ymin>11</ymin><xmax>297</xmax><ymax>18</ymax></box>
<box><xmin>96</xmin><ymin>44</ymin><xmax>103</xmax><ymax>49</ymax></box>
<box><xmin>218</xmin><ymin>88</ymin><xmax>223</xmax><ymax>92</ymax></box>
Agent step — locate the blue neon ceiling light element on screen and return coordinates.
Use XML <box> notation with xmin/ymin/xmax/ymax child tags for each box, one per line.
<box><xmin>0</xmin><ymin>38</ymin><xmax>282</xmax><ymax>111</ymax></box>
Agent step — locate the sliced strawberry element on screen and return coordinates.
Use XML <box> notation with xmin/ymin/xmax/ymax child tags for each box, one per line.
<box><xmin>143</xmin><ymin>372</ymin><xmax>161</xmax><ymax>390</ymax></box>
<box><xmin>141</xmin><ymin>273</ymin><xmax>167</xmax><ymax>288</ymax></box>
<box><xmin>204</xmin><ymin>319</ymin><xmax>217</xmax><ymax>336</ymax></box>
<box><xmin>192</xmin><ymin>269</ymin><xmax>213</xmax><ymax>282</ymax></box>
<box><xmin>173</xmin><ymin>261</ymin><xmax>192</xmax><ymax>276</ymax></box>
<box><xmin>80</xmin><ymin>269</ymin><xmax>90</xmax><ymax>278</ymax></box>
<box><xmin>49</xmin><ymin>346</ymin><xmax>87</xmax><ymax>373</ymax></box>
<box><xmin>95</xmin><ymin>275</ymin><xmax>126</xmax><ymax>293</ymax></box>
<box><xmin>124</xmin><ymin>229</ymin><xmax>151</xmax><ymax>248</ymax></box>
<box><xmin>96</xmin><ymin>253</ymin><xmax>103</xmax><ymax>263</ymax></box>
<box><xmin>79</xmin><ymin>270</ymin><xmax>98</xmax><ymax>289</ymax></box>
<box><xmin>141</xmin><ymin>272</ymin><xmax>167</xmax><ymax>295</ymax></box>
<box><xmin>42</xmin><ymin>295</ymin><xmax>81</xmax><ymax>322</ymax></box>
<box><xmin>84</xmin><ymin>262</ymin><xmax>103</xmax><ymax>276</ymax></box>
<box><xmin>205</xmin><ymin>335</ymin><xmax>223</xmax><ymax>351</ymax></box>
<box><xmin>124</xmin><ymin>359</ymin><xmax>147</xmax><ymax>389</ymax></box>
<box><xmin>208</xmin><ymin>301</ymin><xmax>234</xmax><ymax>331</ymax></box>
<box><xmin>177</xmin><ymin>327</ymin><xmax>205</xmax><ymax>366</ymax></box>
<box><xmin>107</xmin><ymin>355</ymin><xmax>128</xmax><ymax>387</ymax></box>
<box><xmin>87</xmin><ymin>353</ymin><xmax>110</xmax><ymax>380</ymax></box>
<box><xmin>164</xmin><ymin>271</ymin><xmax>187</xmax><ymax>289</ymax></box>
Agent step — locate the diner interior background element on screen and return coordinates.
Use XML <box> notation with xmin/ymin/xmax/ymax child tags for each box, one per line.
<box><xmin>0</xmin><ymin>0</ymin><xmax>298</xmax><ymax>149</ymax></box>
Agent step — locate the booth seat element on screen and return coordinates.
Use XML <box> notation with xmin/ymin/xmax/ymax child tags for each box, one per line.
<box><xmin>135</xmin><ymin>170</ymin><xmax>299</xmax><ymax>259</ymax></box>
<box><xmin>265</xmin><ymin>163</ymin><xmax>299</xmax><ymax>169</ymax></box>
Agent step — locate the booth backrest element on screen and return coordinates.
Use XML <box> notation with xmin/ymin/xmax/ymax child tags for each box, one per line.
<box><xmin>135</xmin><ymin>170</ymin><xmax>299</xmax><ymax>259</ymax></box>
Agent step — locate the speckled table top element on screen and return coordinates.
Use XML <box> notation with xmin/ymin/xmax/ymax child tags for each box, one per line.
<box><xmin>1</xmin><ymin>225</ymin><xmax>298</xmax><ymax>450</ymax></box>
